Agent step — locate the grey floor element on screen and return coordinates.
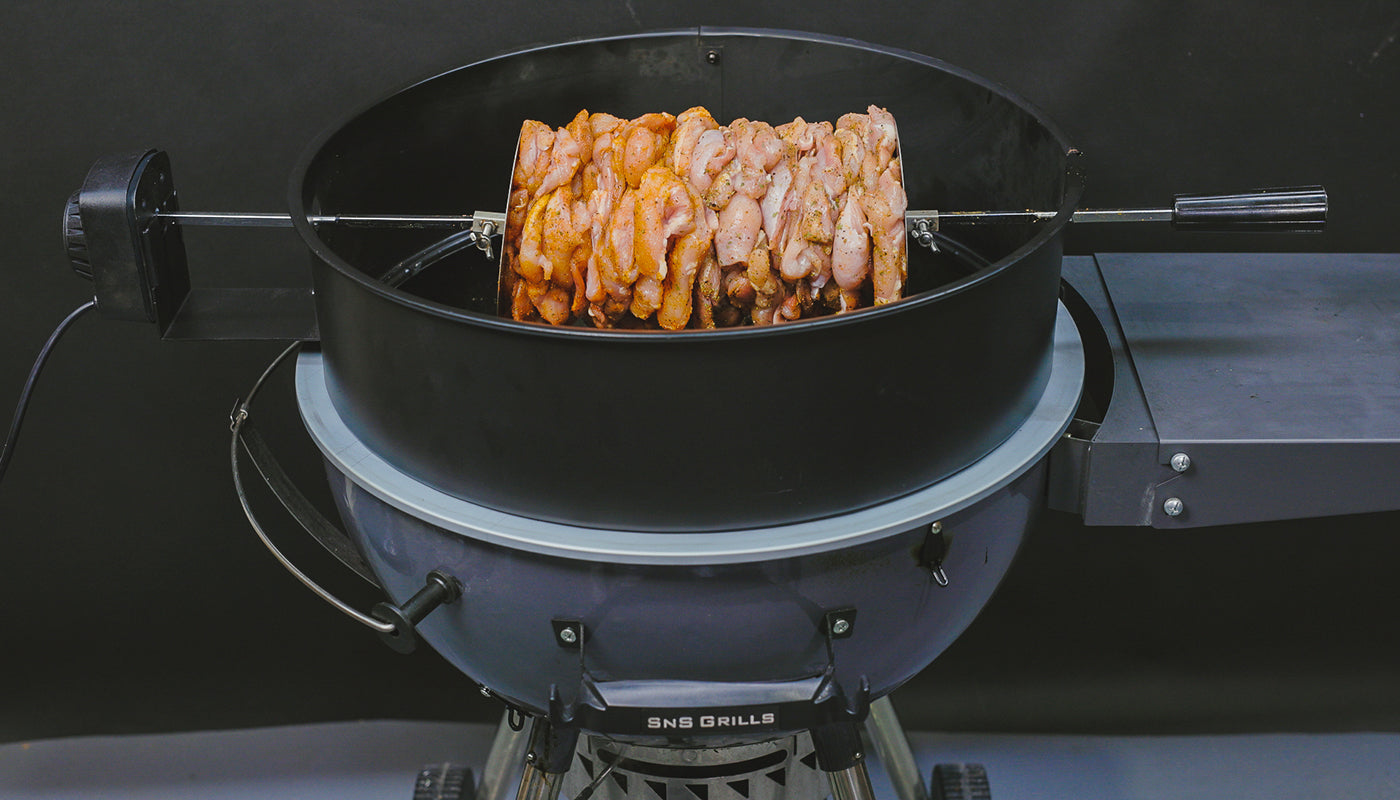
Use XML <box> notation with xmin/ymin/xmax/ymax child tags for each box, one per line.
<box><xmin>3</xmin><ymin>719</ymin><xmax>1398</xmax><ymax>800</ymax></box>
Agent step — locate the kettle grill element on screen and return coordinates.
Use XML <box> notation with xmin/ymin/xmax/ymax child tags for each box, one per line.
<box><xmin>40</xmin><ymin>27</ymin><xmax>1398</xmax><ymax>800</ymax></box>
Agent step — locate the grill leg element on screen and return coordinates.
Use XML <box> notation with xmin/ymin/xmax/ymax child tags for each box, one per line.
<box><xmin>514</xmin><ymin>718</ymin><xmax>581</xmax><ymax>800</ymax></box>
<box><xmin>828</xmin><ymin>761</ymin><xmax>878</xmax><ymax>800</ymax></box>
<box><xmin>812</xmin><ymin>721</ymin><xmax>878</xmax><ymax>800</ymax></box>
<box><xmin>479</xmin><ymin>711</ymin><xmax>532</xmax><ymax>800</ymax></box>
<box><xmin>865</xmin><ymin>696</ymin><xmax>929</xmax><ymax>800</ymax></box>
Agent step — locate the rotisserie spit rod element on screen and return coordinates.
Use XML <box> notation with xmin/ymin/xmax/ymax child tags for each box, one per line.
<box><xmin>152</xmin><ymin>186</ymin><xmax>1328</xmax><ymax>233</ymax></box>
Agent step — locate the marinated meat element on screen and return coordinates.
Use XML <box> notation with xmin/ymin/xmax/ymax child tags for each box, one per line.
<box><xmin>506</xmin><ymin>105</ymin><xmax>907</xmax><ymax>327</ymax></box>
<box><xmin>657</xmin><ymin>185</ymin><xmax>712</xmax><ymax>331</ymax></box>
<box><xmin>616</xmin><ymin>112</ymin><xmax>676</xmax><ymax>189</ymax></box>
<box><xmin>668</xmin><ymin>107</ymin><xmax>718</xmax><ymax>179</ymax></box>
<box><xmin>861</xmin><ymin>158</ymin><xmax>908</xmax><ymax>304</ymax></box>
<box><xmin>715</xmin><ymin>194</ymin><xmax>763</xmax><ymax>266</ymax></box>
<box><xmin>832</xmin><ymin>189</ymin><xmax>872</xmax><ymax>291</ymax></box>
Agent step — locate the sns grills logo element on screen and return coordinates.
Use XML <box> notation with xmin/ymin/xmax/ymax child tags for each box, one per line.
<box><xmin>645</xmin><ymin>710</ymin><xmax>778</xmax><ymax>732</ymax></box>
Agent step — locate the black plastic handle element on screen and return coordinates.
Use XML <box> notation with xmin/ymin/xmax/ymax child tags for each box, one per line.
<box><xmin>1172</xmin><ymin>186</ymin><xmax>1327</xmax><ymax>232</ymax></box>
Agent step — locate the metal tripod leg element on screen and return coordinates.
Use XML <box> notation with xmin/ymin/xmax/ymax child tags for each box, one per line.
<box><xmin>865</xmin><ymin>695</ymin><xmax>928</xmax><ymax>800</ymax></box>
<box><xmin>812</xmin><ymin>721</ymin><xmax>878</xmax><ymax>800</ymax></box>
<box><xmin>479</xmin><ymin>711</ymin><xmax>532</xmax><ymax>800</ymax></box>
<box><xmin>828</xmin><ymin>761</ymin><xmax>878</xmax><ymax>800</ymax></box>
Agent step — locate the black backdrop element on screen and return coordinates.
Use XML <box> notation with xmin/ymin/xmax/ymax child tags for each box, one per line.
<box><xmin>2</xmin><ymin>1</ymin><xmax>1398</xmax><ymax>743</ymax></box>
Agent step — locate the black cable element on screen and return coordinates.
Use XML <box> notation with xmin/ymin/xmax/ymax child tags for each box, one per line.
<box><xmin>926</xmin><ymin>229</ymin><xmax>993</xmax><ymax>272</ymax></box>
<box><xmin>0</xmin><ymin>299</ymin><xmax>97</xmax><ymax>485</ymax></box>
<box><xmin>378</xmin><ymin>228</ymin><xmax>480</xmax><ymax>288</ymax></box>
<box><xmin>572</xmin><ymin>747</ymin><xmax>626</xmax><ymax>800</ymax></box>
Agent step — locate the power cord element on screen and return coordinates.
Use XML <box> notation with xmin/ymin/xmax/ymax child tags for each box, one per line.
<box><xmin>0</xmin><ymin>299</ymin><xmax>97</xmax><ymax>485</ymax></box>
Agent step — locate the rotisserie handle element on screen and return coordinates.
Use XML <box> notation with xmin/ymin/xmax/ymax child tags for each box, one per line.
<box><xmin>1172</xmin><ymin>186</ymin><xmax>1327</xmax><ymax>232</ymax></box>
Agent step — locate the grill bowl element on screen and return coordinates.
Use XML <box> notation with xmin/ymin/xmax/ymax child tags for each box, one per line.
<box><xmin>295</xmin><ymin>305</ymin><xmax>1082</xmax><ymax>743</ymax></box>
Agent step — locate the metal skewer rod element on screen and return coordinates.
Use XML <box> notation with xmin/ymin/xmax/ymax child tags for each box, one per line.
<box><xmin>159</xmin><ymin>208</ymin><xmax>1172</xmax><ymax>228</ymax></box>
<box><xmin>925</xmin><ymin>208</ymin><xmax>1175</xmax><ymax>225</ymax></box>
<box><xmin>916</xmin><ymin>186</ymin><xmax>1327</xmax><ymax>228</ymax></box>
<box><xmin>157</xmin><ymin>211</ymin><xmax>481</xmax><ymax>228</ymax></box>
<box><xmin>156</xmin><ymin>185</ymin><xmax>1323</xmax><ymax>232</ymax></box>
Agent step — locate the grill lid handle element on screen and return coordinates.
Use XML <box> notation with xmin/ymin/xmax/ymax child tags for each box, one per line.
<box><xmin>231</xmin><ymin>342</ymin><xmax>464</xmax><ymax>649</ymax></box>
<box><xmin>1171</xmin><ymin>186</ymin><xmax>1328</xmax><ymax>232</ymax></box>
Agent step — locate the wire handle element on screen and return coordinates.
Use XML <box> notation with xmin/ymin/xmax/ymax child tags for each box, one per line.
<box><xmin>230</xmin><ymin>343</ymin><xmax>465</xmax><ymax>646</ymax></box>
<box><xmin>228</xmin><ymin>343</ymin><xmax>396</xmax><ymax>635</ymax></box>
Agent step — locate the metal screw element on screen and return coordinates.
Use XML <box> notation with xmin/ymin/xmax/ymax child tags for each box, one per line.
<box><xmin>1170</xmin><ymin>453</ymin><xmax>1192</xmax><ymax>473</ymax></box>
<box><xmin>831</xmin><ymin>618</ymin><xmax>851</xmax><ymax>635</ymax></box>
<box><xmin>558</xmin><ymin>626</ymin><xmax>578</xmax><ymax>644</ymax></box>
<box><xmin>929</xmin><ymin>521</ymin><xmax>942</xmax><ymax>534</ymax></box>
<box><xmin>479</xmin><ymin>686</ymin><xmax>492</xmax><ymax>697</ymax></box>
<box><xmin>1163</xmin><ymin>497</ymin><xmax>1185</xmax><ymax>517</ymax></box>
<box><xmin>706</xmin><ymin>49</ymin><xmax>721</xmax><ymax>64</ymax></box>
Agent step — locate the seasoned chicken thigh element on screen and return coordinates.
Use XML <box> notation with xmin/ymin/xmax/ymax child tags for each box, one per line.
<box><xmin>506</xmin><ymin>106</ymin><xmax>906</xmax><ymax>327</ymax></box>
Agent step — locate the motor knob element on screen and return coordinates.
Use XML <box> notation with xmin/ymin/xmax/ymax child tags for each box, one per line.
<box><xmin>62</xmin><ymin>190</ymin><xmax>93</xmax><ymax>281</ymax></box>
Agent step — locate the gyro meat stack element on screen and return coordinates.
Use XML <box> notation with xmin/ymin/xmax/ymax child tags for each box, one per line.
<box><xmin>503</xmin><ymin>106</ymin><xmax>907</xmax><ymax>329</ymax></box>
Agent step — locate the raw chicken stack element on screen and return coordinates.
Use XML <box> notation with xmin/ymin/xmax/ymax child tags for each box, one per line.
<box><xmin>504</xmin><ymin>106</ymin><xmax>907</xmax><ymax>329</ymax></box>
